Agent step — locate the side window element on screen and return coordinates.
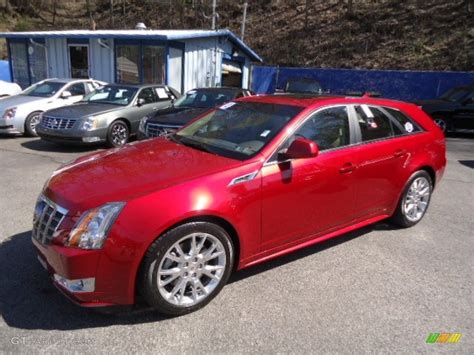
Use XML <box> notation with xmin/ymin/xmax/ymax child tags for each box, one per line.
<box><xmin>286</xmin><ymin>106</ymin><xmax>351</xmax><ymax>151</ymax></box>
<box><xmin>154</xmin><ymin>87</ymin><xmax>171</xmax><ymax>101</ymax></box>
<box><xmin>138</xmin><ymin>88</ymin><xmax>157</xmax><ymax>104</ymax></box>
<box><xmin>383</xmin><ymin>107</ymin><xmax>422</xmax><ymax>134</ymax></box>
<box><xmin>67</xmin><ymin>83</ymin><xmax>86</xmax><ymax>96</ymax></box>
<box><xmin>355</xmin><ymin>105</ymin><xmax>397</xmax><ymax>141</ymax></box>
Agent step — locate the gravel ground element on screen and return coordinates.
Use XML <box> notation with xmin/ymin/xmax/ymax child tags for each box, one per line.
<box><xmin>0</xmin><ymin>135</ymin><xmax>472</xmax><ymax>354</ymax></box>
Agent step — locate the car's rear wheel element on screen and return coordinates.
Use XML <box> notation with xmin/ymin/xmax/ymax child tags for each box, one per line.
<box><xmin>139</xmin><ymin>222</ymin><xmax>234</xmax><ymax>316</ymax></box>
<box><xmin>24</xmin><ymin>111</ymin><xmax>42</xmax><ymax>137</ymax></box>
<box><xmin>106</xmin><ymin>120</ymin><xmax>129</xmax><ymax>147</ymax></box>
<box><xmin>391</xmin><ymin>171</ymin><xmax>432</xmax><ymax>228</ymax></box>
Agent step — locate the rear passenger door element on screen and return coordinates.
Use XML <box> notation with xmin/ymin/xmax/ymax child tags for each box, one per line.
<box><xmin>351</xmin><ymin>104</ymin><xmax>422</xmax><ymax>219</ymax></box>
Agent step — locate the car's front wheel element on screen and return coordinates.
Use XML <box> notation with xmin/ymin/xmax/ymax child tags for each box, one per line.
<box><xmin>139</xmin><ymin>222</ymin><xmax>234</xmax><ymax>316</ymax></box>
<box><xmin>391</xmin><ymin>170</ymin><xmax>432</xmax><ymax>228</ymax></box>
<box><xmin>24</xmin><ymin>111</ymin><xmax>42</xmax><ymax>137</ymax></box>
<box><xmin>106</xmin><ymin>120</ymin><xmax>129</xmax><ymax>147</ymax></box>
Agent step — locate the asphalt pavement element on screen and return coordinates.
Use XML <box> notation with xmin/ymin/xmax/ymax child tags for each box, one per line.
<box><xmin>0</xmin><ymin>135</ymin><xmax>472</xmax><ymax>353</ymax></box>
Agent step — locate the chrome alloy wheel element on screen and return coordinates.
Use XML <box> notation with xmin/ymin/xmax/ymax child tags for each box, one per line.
<box><xmin>403</xmin><ymin>177</ymin><xmax>431</xmax><ymax>222</ymax></box>
<box><xmin>111</xmin><ymin>122</ymin><xmax>128</xmax><ymax>146</ymax></box>
<box><xmin>29</xmin><ymin>113</ymin><xmax>41</xmax><ymax>133</ymax></box>
<box><xmin>157</xmin><ymin>233</ymin><xmax>227</xmax><ymax>307</ymax></box>
<box><xmin>434</xmin><ymin>118</ymin><xmax>447</xmax><ymax>132</ymax></box>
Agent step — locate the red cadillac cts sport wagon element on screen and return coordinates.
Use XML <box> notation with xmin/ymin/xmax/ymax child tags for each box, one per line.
<box><xmin>32</xmin><ymin>95</ymin><xmax>446</xmax><ymax>315</ymax></box>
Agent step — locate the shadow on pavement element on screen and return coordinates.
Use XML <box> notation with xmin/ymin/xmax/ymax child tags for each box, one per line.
<box><xmin>458</xmin><ymin>160</ymin><xmax>474</xmax><ymax>169</ymax></box>
<box><xmin>20</xmin><ymin>139</ymin><xmax>101</xmax><ymax>154</ymax></box>
<box><xmin>1</xmin><ymin>223</ymin><xmax>392</xmax><ymax>330</ymax></box>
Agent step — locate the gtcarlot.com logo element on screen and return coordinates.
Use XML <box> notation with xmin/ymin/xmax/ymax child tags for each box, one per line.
<box><xmin>426</xmin><ymin>333</ymin><xmax>462</xmax><ymax>344</ymax></box>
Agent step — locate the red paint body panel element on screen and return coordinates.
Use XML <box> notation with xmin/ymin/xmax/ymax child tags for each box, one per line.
<box><xmin>33</xmin><ymin>95</ymin><xmax>446</xmax><ymax>307</ymax></box>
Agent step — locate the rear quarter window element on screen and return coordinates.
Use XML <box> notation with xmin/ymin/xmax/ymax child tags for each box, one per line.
<box><xmin>383</xmin><ymin>107</ymin><xmax>423</xmax><ymax>134</ymax></box>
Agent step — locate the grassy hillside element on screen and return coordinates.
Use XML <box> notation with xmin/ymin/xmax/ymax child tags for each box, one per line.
<box><xmin>1</xmin><ymin>0</ymin><xmax>473</xmax><ymax>71</ymax></box>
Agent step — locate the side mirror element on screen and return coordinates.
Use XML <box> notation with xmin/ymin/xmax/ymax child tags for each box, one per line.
<box><xmin>278</xmin><ymin>137</ymin><xmax>319</xmax><ymax>161</ymax></box>
<box><xmin>61</xmin><ymin>90</ymin><xmax>72</xmax><ymax>99</ymax></box>
<box><xmin>137</xmin><ymin>98</ymin><xmax>146</xmax><ymax>107</ymax></box>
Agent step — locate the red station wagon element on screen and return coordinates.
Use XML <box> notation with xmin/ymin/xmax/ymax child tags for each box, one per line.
<box><xmin>32</xmin><ymin>95</ymin><xmax>446</xmax><ymax>315</ymax></box>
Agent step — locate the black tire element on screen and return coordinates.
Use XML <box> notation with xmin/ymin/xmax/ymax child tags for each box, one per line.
<box><xmin>139</xmin><ymin>222</ymin><xmax>234</xmax><ymax>316</ymax></box>
<box><xmin>24</xmin><ymin>111</ymin><xmax>42</xmax><ymax>137</ymax></box>
<box><xmin>390</xmin><ymin>170</ymin><xmax>433</xmax><ymax>228</ymax></box>
<box><xmin>106</xmin><ymin>120</ymin><xmax>129</xmax><ymax>148</ymax></box>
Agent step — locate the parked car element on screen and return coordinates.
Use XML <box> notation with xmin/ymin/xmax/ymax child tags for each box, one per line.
<box><xmin>0</xmin><ymin>80</ymin><xmax>22</xmax><ymax>97</ymax></box>
<box><xmin>138</xmin><ymin>87</ymin><xmax>253</xmax><ymax>139</ymax></box>
<box><xmin>37</xmin><ymin>84</ymin><xmax>180</xmax><ymax>147</ymax></box>
<box><xmin>0</xmin><ymin>78</ymin><xmax>103</xmax><ymax>136</ymax></box>
<box><xmin>33</xmin><ymin>95</ymin><xmax>445</xmax><ymax>315</ymax></box>
<box><xmin>414</xmin><ymin>85</ymin><xmax>474</xmax><ymax>133</ymax></box>
<box><xmin>276</xmin><ymin>77</ymin><xmax>325</xmax><ymax>95</ymax></box>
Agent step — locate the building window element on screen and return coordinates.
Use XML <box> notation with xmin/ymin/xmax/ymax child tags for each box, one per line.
<box><xmin>29</xmin><ymin>43</ymin><xmax>47</xmax><ymax>83</ymax></box>
<box><xmin>143</xmin><ymin>46</ymin><xmax>165</xmax><ymax>84</ymax></box>
<box><xmin>116</xmin><ymin>45</ymin><xmax>140</xmax><ymax>84</ymax></box>
<box><xmin>115</xmin><ymin>43</ymin><xmax>165</xmax><ymax>84</ymax></box>
<box><xmin>9</xmin><ymin>41</ymin><xmax>29</xmax><ymax>88</ymax></box>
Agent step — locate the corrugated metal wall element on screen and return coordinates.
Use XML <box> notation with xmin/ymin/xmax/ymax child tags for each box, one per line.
<box><xmin>89</xmin><ymin>39</ymin><xmax>114</xmax><ymax>83</ymax></box>
<box><xmin>184</xmin><ymin>37</ymin><xmax>223</xmax><ymax>92</ymax></box>
<box><xmin>46</xmin><ymin>38</ymin><xmax>69</xmax><ymax>79</ymax></box>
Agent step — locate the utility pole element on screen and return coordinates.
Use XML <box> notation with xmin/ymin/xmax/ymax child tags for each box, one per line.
<box><xmin>211</xmin><ymin>0</ymin><xmax>217</xmax><ymax>30</ymax></box>
<box><xmin>241</xmin><ymin>2</ymin><xmax>248</xmax><ymax>40</ymax></box>
<box><xmin>110</xmin><ymin>0</ymin><xmax>114</xmax><ymax>27</ymax></box>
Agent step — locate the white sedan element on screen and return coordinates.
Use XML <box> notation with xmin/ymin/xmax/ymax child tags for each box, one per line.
<box><xmin>0</xmin><ymin>78</ymin><xmax>104</xmax><ymax>136</ymax></box>
<box><xmin>0</xmin><ymin>80</ymin><xmax>22</xmax><ymax>97</ymax></box>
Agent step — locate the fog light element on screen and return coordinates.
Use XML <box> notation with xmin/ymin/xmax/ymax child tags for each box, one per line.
<box><xmin>54</xmin><ymin>274</ymin><xmax>95</xmax><ymax>293</ymax></box>
<box><xmin>82</xmin><ymin>137</ymin><xmax>101</xmax><ymax>143</ymax></box>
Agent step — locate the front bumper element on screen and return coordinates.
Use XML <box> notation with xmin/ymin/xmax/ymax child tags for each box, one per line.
<box><xmin>32</xmin><ymin>235</ymin><xmax>135</xmax><ymax>307</ymax></box>
<box><xmin>37</xmin><ymin>126</ymin><xmax>108</xmax><ymax>144</ymax></box>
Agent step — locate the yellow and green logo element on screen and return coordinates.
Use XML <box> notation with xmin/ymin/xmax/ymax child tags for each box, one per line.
<box><xmin>426</xmin><ymin>333</ymin><xmax>462</xmax><ymax>344</ymax></box>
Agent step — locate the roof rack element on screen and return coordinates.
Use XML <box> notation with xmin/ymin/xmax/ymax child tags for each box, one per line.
<box><xmin>345</xmin><ymin>91</ymin><xmax>382</xmax><ymax>98</ymax></box>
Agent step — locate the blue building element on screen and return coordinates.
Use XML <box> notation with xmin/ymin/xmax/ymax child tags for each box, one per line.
<box><xmin>0</xmin><ymin>28</ymin><xmax>262</xmax><ymax>93</ymax></box>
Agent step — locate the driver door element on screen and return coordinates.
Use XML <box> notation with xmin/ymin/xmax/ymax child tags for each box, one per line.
<box><xmin>260</xmin><ymin>105</ymin><xmax>358</xmax><ymax>251</ymax></box>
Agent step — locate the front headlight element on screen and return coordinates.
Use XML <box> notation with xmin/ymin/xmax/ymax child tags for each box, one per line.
<box><xmin>139</xmin><ymin>116</ymin><xmax>148</xmax><ymax>133</ymax></box>
<box><xmin>66</xmin><ymin>202</ymin><xmax>125</xmax><ymax>249</ymax></box>
<box><xmin>3</xmin><ymin>107</ymin><xmax>17</xmax><ymax>120</ymax></box>
<box><xmin>80</xmin><ymin>116</ymin><xmax>96</xmax><ymax>131</ymax></box>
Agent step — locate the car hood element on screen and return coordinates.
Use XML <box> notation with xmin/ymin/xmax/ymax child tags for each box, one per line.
<box><xmin>0</xmin><ymin>95</ymin><xmax>46</xmax><ymax>110</ymax></box>
<box><xmin>44</xmin><ymin>102</ymin><xmax>124</xmax><ymax>118</ymax></box>
<box><xmin>148</xmin><ymin>106</ymin><xmax>210</xmax><ymax>126</ymax></box>
<box><xmin>45</xmin><ymin>138</ymin><xmax>243</xmax><ymax>212</ymax></box>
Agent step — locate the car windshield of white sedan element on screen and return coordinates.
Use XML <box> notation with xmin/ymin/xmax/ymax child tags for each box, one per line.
<box><xmin>22</xmin><ymin>82</ymin><xmax>65</xmax><ymax>97</ymax></box>
<box><xmin>83</xmin><ymin>86</ymin><xmax>138</xmax><ymax>106</ymax></box>
<box><xmin>174</xmin><ymin>89</ymin><xmax>237</xmax><ymax>108</ymax></box>
<box><xmin>174</xmin><ymin>102</ymin><xmax>303</xmax><ymax>160</ymax></box>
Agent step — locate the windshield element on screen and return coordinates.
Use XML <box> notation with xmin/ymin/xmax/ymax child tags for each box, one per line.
<box><xmin>22</xmin><ymin>82</ymin><xmax>65</xmax><ymax>97</ymax></box>
<box><xmin>440</xmin><ymin>88</ymin><xmax>470</xmax><ymax>102</ymax></box>
<box><xmin>285</xmin><ymin>79</ymin><xmax>322</xmax><ymax>94</ymax></box>
<box><xmin>174</xmin><ymin>102</ymin><xmax>303</xmax><ymax>160</ymax></box>
<box><xmin>83</xmin><ymin>86</ymin><xmax>138</xmax><ymax>106</ymax></box>
<box><xmin>174</xmin><ymin>89</ymin><xmax>237</xmax><ymax>108</ymax></box>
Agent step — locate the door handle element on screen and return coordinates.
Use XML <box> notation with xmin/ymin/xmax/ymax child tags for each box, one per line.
<box><xmin>339</xmin><ymin>162</ymin><xmax>356</xmax><ymax>174</ymax></box>
<box><xmin>394</xmin><ymin>149</ymin><xmax>407</xmax><ymax>157</ymax></box>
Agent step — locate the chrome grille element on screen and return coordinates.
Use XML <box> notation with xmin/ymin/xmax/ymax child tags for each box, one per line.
<box><xmin>32</xmin><ymin>195</ymin><xmax>68</xmax><ymax>245</ymax></box>
<box><xmin>41</xmin><ymin>116</ymin><xmax>76</xmax><ymax>130</ymax></box>
<box><xmin>145</xmin><ymin>123</ymin><xmax>180</xmax><ymax>138</ymax></box>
